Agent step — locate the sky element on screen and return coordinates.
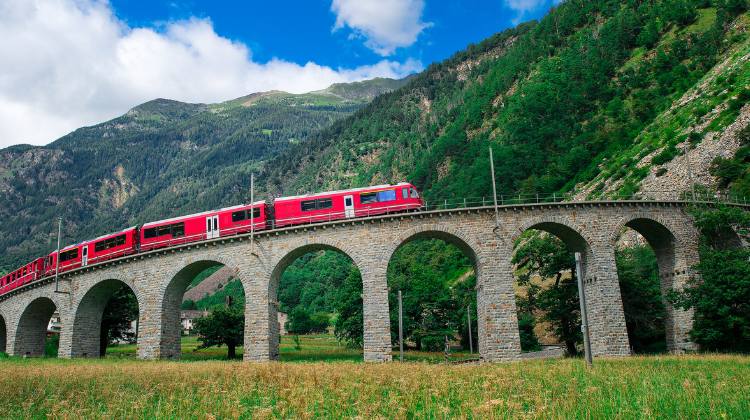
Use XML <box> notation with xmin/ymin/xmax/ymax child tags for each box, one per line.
<box><xmin>0</xmin><ymin>0</ymin><xmax>561</xmax><ymax>148</ymax></box>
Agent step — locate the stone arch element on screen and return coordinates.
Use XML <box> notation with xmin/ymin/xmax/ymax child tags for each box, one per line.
<box><xmin>513</xmin><ymin>216</ymin><xmax>593</xmax><ymax>254</ymax></box>
<box><xmin>511</xmin><ymin>215</ymin><xmax>631</xmax><ymax>357</ymax></box>
<box><xmin>266</xmin><ymin>238</ymin><xmax>367</xmax><ymax>360</ymax></box>
<box><xmin>159</xmin><ymin>257</ymin><xmax>248</xmax><ymax>359</ymax></box>
<box><xmin>14</xmin><ymin>296</ymin><xmax>59</xmax><ymax>357</ymax></box>
<box><xmin>69</xmin><ymin>278</ymin><xmax>141</xmax><ymax>358</ymax></box>
<box><xmin>384</xmin><ymin>224</ymin><xmax>482</xmax><ymax>355</ymax></box>
<box><xmin>609</xmin><ymin>213</ymin><xmax>699</xmax><ymax>352</ymax></box>
<box><xmin>0</xmin><ymin>312</ymin><xmax>6</xmax><ymax>354</ymax></box>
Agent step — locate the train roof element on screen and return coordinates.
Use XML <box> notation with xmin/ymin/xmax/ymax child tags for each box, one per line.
<box><xmin>141</xmin><ymin>201</ymin><xmax>266</xmax><ymax>228</ymax></box>
<box><xmin>87</xmin><ymin>226</ymin><xmax>138</xmax><ymax>243</ymax></box>
<box><xmin>275</xmin><ymin>182</ymin><xmax>413</xmax><ymax>202</ymax></box>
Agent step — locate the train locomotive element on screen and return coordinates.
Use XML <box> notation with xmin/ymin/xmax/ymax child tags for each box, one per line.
<box><xmin>0</xmin><ymin>182</ymin><xmax>423</xmax><ymax>296</ymax></box>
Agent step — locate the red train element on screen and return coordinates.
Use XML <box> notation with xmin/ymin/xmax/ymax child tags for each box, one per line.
<box><xmin>0</xmin><ymin>183</ymin><xmax>422</xmax><ymax>296</ymax></box>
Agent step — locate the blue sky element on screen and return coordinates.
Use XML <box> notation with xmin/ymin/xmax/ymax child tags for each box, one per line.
<box><xmin>109</xmin><ymin>0</ymin><xmax>553</xmax><ymax>70</ymax></box>
<box><xmin>0</xmin><ymin>0</ymin><xmax>560</xmax><ymax>147</ymax></box>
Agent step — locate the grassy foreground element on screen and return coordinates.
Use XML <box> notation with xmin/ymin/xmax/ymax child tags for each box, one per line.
<box><xmin>1</xmin><ymin>354</ymin><xmax>748</xmax><ymax>418</ymax></box>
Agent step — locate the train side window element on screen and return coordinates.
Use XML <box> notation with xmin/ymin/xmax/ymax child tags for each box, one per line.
<box><xmin>95</xmin><ymin>234</ymin><xmax>127</xmax><ymax>252</ymax></box>
<box><xmin>402</xmin><ymin>188</ymin><xmax>408</xmax><ymax>199</ymax></box>
<box><xmin>360</xmin><ymin>192</ymin><xmax>378</xmax><ymax>204</ymax></box>
<box><xmin>377</xmin><ymin>190</ymin><xmax>396</xmax><ymax>202</ymax></box>
<box><xmin>144</xmin><ymin>227</ymin><xmax>159</xmax><ymax>239</ymax></box>
<box><xmin>59</xmin><ymin>248</ymin><xmax>78</xmax><ymax>262</ymax></box>
<box><xmin>172</xmin><ymin>223</ymin><xmax>185</xmax><ymax>238</ymax></box>
<box><xmin>232</xmin><ymin>210</ymin><xmax>246</xmax><ymax>222</ymax></box>
<box><xmin>301</xmin><ymin>200</ymin><xmax>317</xmax><ymax>212</ymax></box>
<box><xmin>252</xmin><ymin>207</ymin><xmax>261</xmax><ymax>219</ymax></box>
<box><xmin>317</xmin><ymin>198</ymin><xmax>333</xmax><ymax>210</ymax></box>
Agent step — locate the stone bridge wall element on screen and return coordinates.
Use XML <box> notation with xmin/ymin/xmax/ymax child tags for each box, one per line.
<box><xmin>0</xmin><ymin>202</ymin><xmax>710</xmax><ymax>361</ymax></box>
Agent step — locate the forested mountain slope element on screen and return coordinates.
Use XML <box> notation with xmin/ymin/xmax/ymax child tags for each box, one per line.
<box><xmin>0</xmin><ymin>78</ymin><xmax>406</xmax><ymax>270</ymax></box>
<box><xmin>263</xmin><ymin>0</ymin><xmax>750</xmax><ymax>204</ymax></box>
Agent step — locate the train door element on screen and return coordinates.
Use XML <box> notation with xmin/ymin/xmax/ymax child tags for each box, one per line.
<box><xmin>81</xmin><ymin>246</ymin><xmax>88</xmax><ymax>266</ymax></box>
<box><xmin>344</xmin><ymin>195</ymin><xmax>355</xmax><ymax>218</ymax></box>
<box><xmin>206</xmin><ymin>215</ymin><xmax>220</xmax><ymax>239</ymax></box>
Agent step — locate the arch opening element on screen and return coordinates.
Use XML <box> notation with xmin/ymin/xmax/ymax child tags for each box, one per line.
<box><xmin>512</xmin><ymin>223</ymin><xmax>589</xmax><ymax>357</ymax></box>
<box><xmin>614</xmin><ymin>227</ymin><xmax>667</xmax><ymax>354</ymax></box>
<box><xmin>163</xmin><ymin>260</ymin><xmax>246</xmax><ymax>360</ymax></box>
<box><xmin>0</xmin><ymin>315</ymin><xmax>6</xmax><ymax>354</ymax></box>
<box><xmin>617</xmin><ymin>217</ymin><xmax>690</xmax><ymax>353</ymax></box>
<box><xmin>386</xmin><ymin>231</ymin><xmax>478</xmax><ymax>361</ymax></box>
<box><xmin>71</xmin><ymin>279</ymin><xmax>139</xmax><ymax>358</ymax></box>
<box><xmin>272</xmin><ymin>244</ymin><xmax>364</xmax><ymax>362</ymax></box>
<box><xmin>14</xmin><ymin>297</ymin><xmax>58</xmax><ymax>357</ymax></box>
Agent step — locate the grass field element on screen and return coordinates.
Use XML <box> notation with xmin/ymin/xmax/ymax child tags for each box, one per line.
<box><xmin>1</xmin><ymin>353</ymin><xmax>748</xmax><ymax>418</ymax></box>
<box><xmin>104</xmin><ymin>334</ymin><xmax>477</xmax><ymax>363</ymax></box>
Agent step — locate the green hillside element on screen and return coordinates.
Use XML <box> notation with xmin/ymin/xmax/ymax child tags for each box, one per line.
<box><xmin>263</xmin><ymin>0</ymin><xmax>749</xmax><ymax>204</ymax></box>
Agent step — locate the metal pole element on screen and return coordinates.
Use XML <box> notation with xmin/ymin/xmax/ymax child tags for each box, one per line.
<box><xmin>250</xmin><ymin>173</ymin><xmax>255</xmax><ymax>255</ymax></box>
<box><xmin>54</xmin><ymin>217</ymin><xmax>62</xmax><ymax>293</ymax></box>
<box><xmin>398</xmin><ymin>290</ymin><xmax>404</xmax><ymax>362</ymax></box>
<box><xmin>685</xmin><ymin>144</ymin><xmax>696</xmax><ymax>201</ymax></box>
<box><xmin>467</xmin><ymin>305</ymin><xmax>473</xmax><ymax>354</ymax></box>
<box><xmin>575</xmin><ymin>252</ymin><xmax>593</xmax><ymax>366</ymax></box>
<box><xmin>489</xmin><ymin>147</ymin><xmax>500</xmax><ymax>228</ymax></box>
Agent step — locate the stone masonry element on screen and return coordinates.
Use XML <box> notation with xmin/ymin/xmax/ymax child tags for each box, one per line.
<box><xmin>0</xmin><ymin>201</ymin><xmax>727</xmax><ymax>361</ymax></box>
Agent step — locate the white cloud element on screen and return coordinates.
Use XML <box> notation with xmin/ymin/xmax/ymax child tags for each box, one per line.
<box><xmin>331</xmin><ymin>0</ymin><xmax>431</xmax><ymax>56</ymax></box>
<box><xmin>503</xmin><ymin>0</ymin><xmax>563</xmax><ymax>23</ymax></box>
<box><xmin>0</xmin><ymin>0</ymin><xmax>422</xmax><ymax>148</ymax></box>
<box><xmin>504</xmin><ymin>0</ymin><xmax>548</xmax><ymax>13</ymax></box>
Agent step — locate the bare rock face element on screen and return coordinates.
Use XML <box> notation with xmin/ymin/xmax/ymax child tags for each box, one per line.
<box><xmin>182</xmin><ymin>266</ymin><xmax>234</xmax><ymax>303</ymax></box>
<box><xmin>637</xmin><ymin>104</ymin><xmax>750</xmax><ymax>200</ymax></box>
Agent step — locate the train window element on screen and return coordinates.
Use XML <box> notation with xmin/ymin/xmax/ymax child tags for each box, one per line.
<box><xmin>402</xmin><ymin>188</ymin><xmax>408</xmax><ymax>199</ymax></box>
<box><xmin>360</xmin><ymin>192</ymin><xmax>378</xmax><ymax>204</ymax></box>
<box><xmin>94</xmin><ymin>234</ymin><xmax>126</xmax><ymax>252</ymax></box>
<box><xmin>144</xmin><ymin>227</ymin><xmax>159</xmax><ymax>239</ymax></box>
<box><xmin>410</xmin><ymin>188</ymin><xmax>419</xmax><ymax>198</ymax></box>
<box><xmin>232</xmin><ymin>210</ymin><xmax>247</xmax><ymax>222</ymax></box>
<box><xmin>301</xmin><ymin>199</ymin><xmax>332</xmax><ymax>211</ymax></box>
<box><xmin>233</xmin><ymin>207</ymin><xmax>262</xmax><ymax>222</ymax></box>
<box><xmin>171</xmin><ymin>223</ymin><xmax>185</xmax><ymax>238</ymax></box>
<box><xmin>59</xmin><ymin>248</ymin><xmax>78</xmax><ymax>262</ymax></box>
<box><xmin>377</xmin><ymin>190</ymin><xmax>396</xmax><ymax>202</ymax></box>
<box><xmin>301</xmin><ymin>200</ymin><xmax>317</xmax><ymax>212</ymax></box>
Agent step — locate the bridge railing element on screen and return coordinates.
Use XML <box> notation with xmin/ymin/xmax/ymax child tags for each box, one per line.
<box><xmin>421</xmin><ymin>190</ymin><xmax>750</xmax><ymax>211</ymax></box>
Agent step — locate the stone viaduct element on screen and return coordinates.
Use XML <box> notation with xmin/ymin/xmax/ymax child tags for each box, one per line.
<box><xmin>0</xmin><ymin>200</ymin><xmax>732</xmax><ymax>362</ymax></box>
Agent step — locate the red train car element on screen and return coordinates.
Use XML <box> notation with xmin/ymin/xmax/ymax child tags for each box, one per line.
<box><xmin>1</xmin><ymin>257</ymin><xmax>44</xmax><ymax>294</ymax></box>
<box><xmin>44</xmin><ymin>243</ymin><xmax>84</xmax><ymax>276</ymax></box>
<box><xmin>273</xmin><ymin>182</ymin><xmax>423</xmax><ymax>227</ymax></box>
<box><xmin>139</xmin><ymin>202</ymin><xmax>267</xmax><ymax>252</ymax></box>
<box><xmin>86</xmin><ymin>227</ymin><xmax>138</xmax><ymax>265</ymax></box>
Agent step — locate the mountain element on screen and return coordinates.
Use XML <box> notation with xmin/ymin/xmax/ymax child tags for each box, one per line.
<box><xmin>3</xmin><ymin>0</ymin><xmax>750</xmax><ymax>274</ymax></box>
<box><xmin>0</xmin><ymin>78</ymin><xmax>406</xmax><ymax>270</ymax></box>
<box><xmin>262</xmin><ymin>1</ymin><xmax>750</xmax><ymax>205</ymax></box>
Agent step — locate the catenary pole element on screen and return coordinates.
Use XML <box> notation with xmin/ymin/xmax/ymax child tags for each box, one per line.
<box><xmin>575</xmin><ymin>252</ymin><xmax>593</xmax><ymax>366</ymax></box>
<box><xmin>399</xmin><ymin>290</ymin><xmax>404</xmax><ymax>362</ymax></box>
<box><xmin>250</xmin><ymin>173</ymin><xmax>255</xmax><ymax>255</ymax></box>
<box><xmin>489</xmin><ymin>147</ymin><xmax>500</xmax><ymax>229</ymax></box>
<box><xmin>54</xmin><ymin>217</ymin><xmax>62</xmax><ymax>293</ymax></box>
